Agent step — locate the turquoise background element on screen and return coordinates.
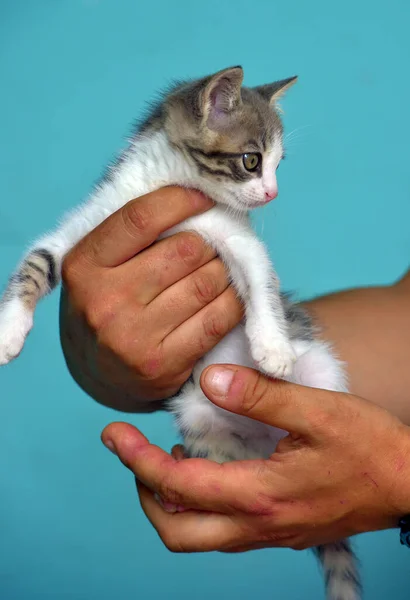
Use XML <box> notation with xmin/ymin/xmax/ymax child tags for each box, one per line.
<box><xmin>0</xmin><ymin>1</ymin><xmax>409</xmax><ymax>599</ymax></box>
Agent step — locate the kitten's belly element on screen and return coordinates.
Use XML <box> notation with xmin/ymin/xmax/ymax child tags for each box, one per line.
<box><xmin>191</xmin><ymin>324</ymin><xmax>288</xmax><ymax>451</ymax></box>
<box><xmin>195</xmin><ymin>322</ymin><xmax>255</xmax><ymax>371</ymax></box>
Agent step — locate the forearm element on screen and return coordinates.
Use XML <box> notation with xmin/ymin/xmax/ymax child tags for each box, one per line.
<box><xmin>304</xmin><ymin>269</ymin><xmax>410</xmax><ymax>423</ymax></box>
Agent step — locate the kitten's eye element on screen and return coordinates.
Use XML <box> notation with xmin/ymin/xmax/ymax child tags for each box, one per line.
<box><xmin>242</xmin><ymin>153</ymin><xmax>261</xmax><ymax>172</ymax></box>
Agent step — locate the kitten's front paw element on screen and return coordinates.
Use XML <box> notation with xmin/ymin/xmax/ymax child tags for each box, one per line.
<box><xmin>0</xmin><ymin>299</ymin><xmax>33</xmax><ymax>365</ymax></box>
<box><xmin>185</xmin><ymin>434</ymin><xmax>262</xmax><ymax>462</ymax></box>
<box><xmin>251</xmin><ymin>338</ymin><xmax>296</xmax><ymax>379</ymax></box>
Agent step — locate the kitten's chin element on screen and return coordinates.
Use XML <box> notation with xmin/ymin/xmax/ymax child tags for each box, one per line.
<box><xmin>243</xmin><ymin>197</ymin><xmax>274</xmax><ymax>210</ymax></box>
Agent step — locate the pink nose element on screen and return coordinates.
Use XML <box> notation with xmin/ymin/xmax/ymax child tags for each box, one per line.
<box><xmin>264</xmin><ymin>188</ymin><xmax>278</xmax><ymax>201</ymax></box>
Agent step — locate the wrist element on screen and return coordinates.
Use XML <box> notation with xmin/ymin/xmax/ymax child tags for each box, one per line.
<box><xmin>384</xmin><ymin>423</ymin><xmax>410</xmax><ymax>524</ymax></box>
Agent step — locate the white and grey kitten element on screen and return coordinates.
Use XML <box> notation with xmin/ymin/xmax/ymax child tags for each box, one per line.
<box><xmin>0</xmin><ymin>66</ymin><xmax>360</xmax><ymax>600</ymax></box>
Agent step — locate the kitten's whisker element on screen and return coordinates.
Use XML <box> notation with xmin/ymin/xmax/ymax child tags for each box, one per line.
<box><xmin>284</xmin><ymin>124</ymin><xmax>313</xmax><ymax>139</ymax></box>
<box><xmin>284</xmin><ymin>125</ymin><xmax>313</xmax><ymax>146</ymax></box>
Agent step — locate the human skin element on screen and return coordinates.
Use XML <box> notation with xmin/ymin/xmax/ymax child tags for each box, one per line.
<box><xmin>59</xmin><ymin>187</ymin><xmax>410</xmax><ymax>422</ymax></box>
<box><xmin>59</xmin><ymin>186</ymin><xmax>410</xmax><ymax>551</ymax></box>
<box><xmin>101</xmin><ymin>371</ymin><xmax>410</xmax><ymax>552</ymax></box>
<box><xmin>59</xmin><ymin>187</ymin><xmax>242</xmax><ymax>413</ymax></box>
<box><xmin>100</xmin><ymin>270</ymin><xmax>410</xmax><ymax>552</ymax></box>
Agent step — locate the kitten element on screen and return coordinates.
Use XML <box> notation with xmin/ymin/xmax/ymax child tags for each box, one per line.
<box><xmin>0</xmin><ymin>66</ymin><xmax>361</xmax><ymax>600</ymax></box>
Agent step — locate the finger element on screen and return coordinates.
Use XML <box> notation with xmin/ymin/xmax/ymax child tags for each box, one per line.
<box><xmin>70</xmin><ymin>187</ymin><xmax>213</xmax><ymax>269</ymax></box>
<box><xmin>219</xmin><ymin>542</ymin><xmax>273</xmax><ymax>553</ymax></box>
<box><xmin>120</xmin><ymin>231</ymin><xmax>217</xmax><ymax>305</ymax></box>
<box><xmin>171</xmin><ymin>445</ymin><xmax>185</xmax><ymax>461</ymax></box>
<box><xmin>101</xmin><ymin>422</ymin><xmax>268</xmax><ymax>512</ymax></box>
<box><xmin>149</xmin><ymin>258</ymin><xmax>231</xmax><ymax>339</ymax></box>
<box><xmin>162</xmin><ymin>287</ymin><xmax>243</xmax><ymax>371</ymax></box>
<box><xmin>199</xmin><ymin>365</ymin><xmax>334</xmax><ymax>437</ymax></box>
<box><xmin>137</xmin><ymin>481</ymin><xmax>244</xmax><ymax>552</ymax></box>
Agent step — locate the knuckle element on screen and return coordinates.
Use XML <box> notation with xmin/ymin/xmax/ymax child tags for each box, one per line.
<box><xmin>309</xmin><ymin>410</ymin><xmax>330</xmax><ymax>431</ymax></box>
<box><xmin>158</xmin><ymin>473</ymin><xmax>183</xmax><ymax>506</ymax></box>
<box><xmin>83</xmin><ymin>289</ymin><xmax>122</xmax><ymax>333</ymax></box>
<box><xmin>290</xmin><ymin>540</ymin><xmax>308</xmax><ymax>551</ymax></box>
<box><xmin>202</xmin><ymin>307</ymin><xmax>228</xmax><ymax>341</ymax></box>
<box><xmin>122</xmin><ymin>201</ymin><xmax>154</xmax><ymax>236</ymax></box>
<box><xmin>191</xmin><ymin>272</ymin><xmax>219</xmax><ymax>306</ymax></box>
<box><xmin>61</xmin><ymin>251</ymin><xmax>81</xmax><ymax>287</ymax></box>
<box><xmin>310</xmin><ymin>393</ymin><xmax>357</xmax><ymax>439</ymax></box>
<box><xmin>83</xmin><ymin>304</ymin><xmax>101</xmax><ymax>331</ymax></box>
<box><xmin>138</xmin><ymin>347</ymin><xmax>164</xmax><ymax>380</ymax></box>
<box><xmin>175</xmin><ymin>232</ymin><xmax>205</xmax><ymax>264</ymax></box>
<box><xmin>307</xmin><ymin>401</ymin><xmax>338</xmax><ymax>432</ymax></box>
<box><xmin>83</xmin><ymin>299</ymin><xmax>110</xmax><ymax>331</ymax></box>
<box><xmin>242</xmin><ymin>372</ymin><xmax>271</xmax><ymax>415</ymax></box>
<box><xmin>257</xmin><ymin>529</ymin><xmax>292</xmax><ymax>547</ymax></box>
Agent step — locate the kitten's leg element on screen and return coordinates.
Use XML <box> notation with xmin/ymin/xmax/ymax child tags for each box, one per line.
<box><xmin>163</xmin><ymin>209</ymin><xmax>294</xmax><ymax>377</ymax></box>
<box><xmin>287</xmin><ymin>338</ymin><xmax>348</xmax><ymax>392</ymax></box>
<box><xmin>169</xmin><ymin>378</ymin><xmax>273</xmax><ymax>463</ymax></box>
<box><xmin>0</xmin><ymin>200</ymin><xmax>112</xmax><ymax>365</ymax></box>
<box><xmin>169</xmin><ymin>329</ymin><xmax>276</xmax><ymax>463</ymax></box>
<box><xmin>0</xmin><ymin>246</ymin><xmax>60</xmax><ymax>365</ymax></box>
<box><xmin>204</xmin><ymin>232</ymin><xmax>295</xmax><ymax>378</ymax></box>
<box><xmin>289</xmin><ymin>339</ymin><xmax>361</xmax><ymax>600</ymax></box>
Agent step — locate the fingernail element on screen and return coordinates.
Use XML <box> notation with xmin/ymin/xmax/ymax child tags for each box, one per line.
<box><xmin>204</xmin><ymin>367</ymin><xmax>235</xmax><ymax>398</ymax></box>
<box><xmin>103</xmin><ymin>439</ymin><xmax>117</xmax><ymax>455</ymax></box>
<box><xmin>155</xmin><ymin>493</ymin><xmax>178</xmax><ymax>513</ymax></box>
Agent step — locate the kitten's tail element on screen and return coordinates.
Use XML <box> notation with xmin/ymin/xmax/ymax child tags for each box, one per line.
<box><xmin>0</xmin><ymin>247</ymin><xmax>60</xmax><ymax>365</ymax></box>
<box><xmin>314</xmin><ymin>541</ymin><xmax>361</xmax><ymax>600</ymax></box>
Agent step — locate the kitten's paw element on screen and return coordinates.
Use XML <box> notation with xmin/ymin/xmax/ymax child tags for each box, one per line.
<box><xmin>184</xmin><ymin>434</ymin><xmax>264</xmax><ymax>462</ymax></box>
<box><xmin>0</xmin><ymin>299</ymin><xmax>33</xmax><ymax>365</ymax></box>
<box><xmin>251</xmin><ymin>338</ymin><xmax>296</xmax><ymax>379</ymax></box>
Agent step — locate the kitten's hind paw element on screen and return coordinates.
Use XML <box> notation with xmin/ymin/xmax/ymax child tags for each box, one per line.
<box><xmin>252</xmin><ymin>339</ymin><xmax>296</xmax><ymax>379</ymax></box>
<box><xmin>0</xmin><ymin>299</ymin><xmax>33</xmax><ymax>365</ymax></box>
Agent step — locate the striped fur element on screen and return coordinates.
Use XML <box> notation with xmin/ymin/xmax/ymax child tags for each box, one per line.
<box><xmin>7</xmin><ymin>250</ymin><xmax>57</xmax><ymax>310</ymax></box>
<box><xmin>186</xmin><ymin>146</ymin><xmax>258</xmax><ymax>181</ymax></box>
<box><xmin>0</xmin><ymin>66</ymin><xmax>362</xmax><ymax>599</ymax></box>
<box><xmin>314</xmin><ymin>542</ymin><xmax>361</xmax><ymax>600</ymax></box>
<box><xmin>178</xmin><ymin>327</ymin><xmax>361</xmax><ymax>600</ymax></box>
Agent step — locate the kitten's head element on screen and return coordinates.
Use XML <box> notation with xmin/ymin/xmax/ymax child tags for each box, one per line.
<box><xmin>163</xmin><ymin>66</ymin><xmax>297</xmax><ymax>211</ymax></box>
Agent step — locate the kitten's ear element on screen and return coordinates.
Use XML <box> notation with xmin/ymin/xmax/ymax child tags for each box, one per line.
<box><xmin>254</xmin><ymin>76</ymin><xmax>298</xmax><ymax>106</ymax></box>
<box><xmin>201</xmin><ymin>66</ymin><xmax>244</xmax><ymax>129</ymax></box>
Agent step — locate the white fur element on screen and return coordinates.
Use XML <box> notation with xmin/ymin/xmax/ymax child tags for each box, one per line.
<box><xmin>170</xmin><ymin>327</ymin><xmax>348</xmax><ymax>461</ymax></box>
<box><xmin>0</xmin><ymin>129</ymin><xmax>344</xmax><ymax>426</ymax></box>
<box><xmin>288</xmin><ymin>339</ymin><xmax>348</xmax><ymax>391</ymax></box>
<box><xmin>0</xmin><ymin>130</ymin><xmax>293</xmax><ymax>375</ymax></box>
<box><xmin>0</xmin><ymin>129</ymin><xmax>346</xmax><ymax>452</ymax></box>
<box><xmin>0</xmin><ymin>123</ymin><xmax>359</xmax><ymax>600</ymax></box>
<box><xmin>261</xmin><ymin>140</ymin><xmax>282</xmax><ymax>200</ymax></box>
<box><xmin>0</xmin><ymin>297</ymin><xmax>33</xmax><ymax>365</ymax></box>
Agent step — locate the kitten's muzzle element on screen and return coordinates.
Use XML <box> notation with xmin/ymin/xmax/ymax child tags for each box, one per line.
<box><xmin>264</xmin><ymin>187</ymin><xmax>278</xmax><ymax>202</ymax></box>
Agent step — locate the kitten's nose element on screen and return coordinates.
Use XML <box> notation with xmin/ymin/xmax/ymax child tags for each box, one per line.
<box><xmin>264</xmin><ymin>187</ymin><xmax>278</xmax><ymax>201</ymax></box>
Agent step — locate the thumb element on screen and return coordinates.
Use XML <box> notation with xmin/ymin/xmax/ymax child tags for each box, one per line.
<box><xmin>200</xmin><ymin>364</ymin><xmax>320</xmax><ymax>436</ymax></box>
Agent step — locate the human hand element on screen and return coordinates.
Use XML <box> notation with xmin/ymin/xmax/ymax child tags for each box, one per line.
<box><xmin>60</xmin><ymin>187</ymin><xmax>243</xmax><ymax>412</ymax></box>
<box><xmin>101</xmin><ymin>364</ymin><xmax>410</xmax><ymax>551</ymax></box>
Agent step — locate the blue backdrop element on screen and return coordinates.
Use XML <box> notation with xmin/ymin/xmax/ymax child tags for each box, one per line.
<box><xmin>1</xmin><ymin>1</ymin><xmax>409</xmax><ymax>599</ymax></box>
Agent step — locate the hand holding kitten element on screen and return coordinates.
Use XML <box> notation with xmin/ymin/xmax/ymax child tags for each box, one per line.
<box><xmin>1</xmin><ymin>66</ymin><xmax>360</xmax><ymax>597</ymax></box>
<box><xmin>60</xmin><ymin>186</ymin><xmax>243</xmax><ymax>411</ymax></box>
<box><xmin>101</xmin><ymin>366</ymin><xmax>410</xmax><ymax>552</ymax></box>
